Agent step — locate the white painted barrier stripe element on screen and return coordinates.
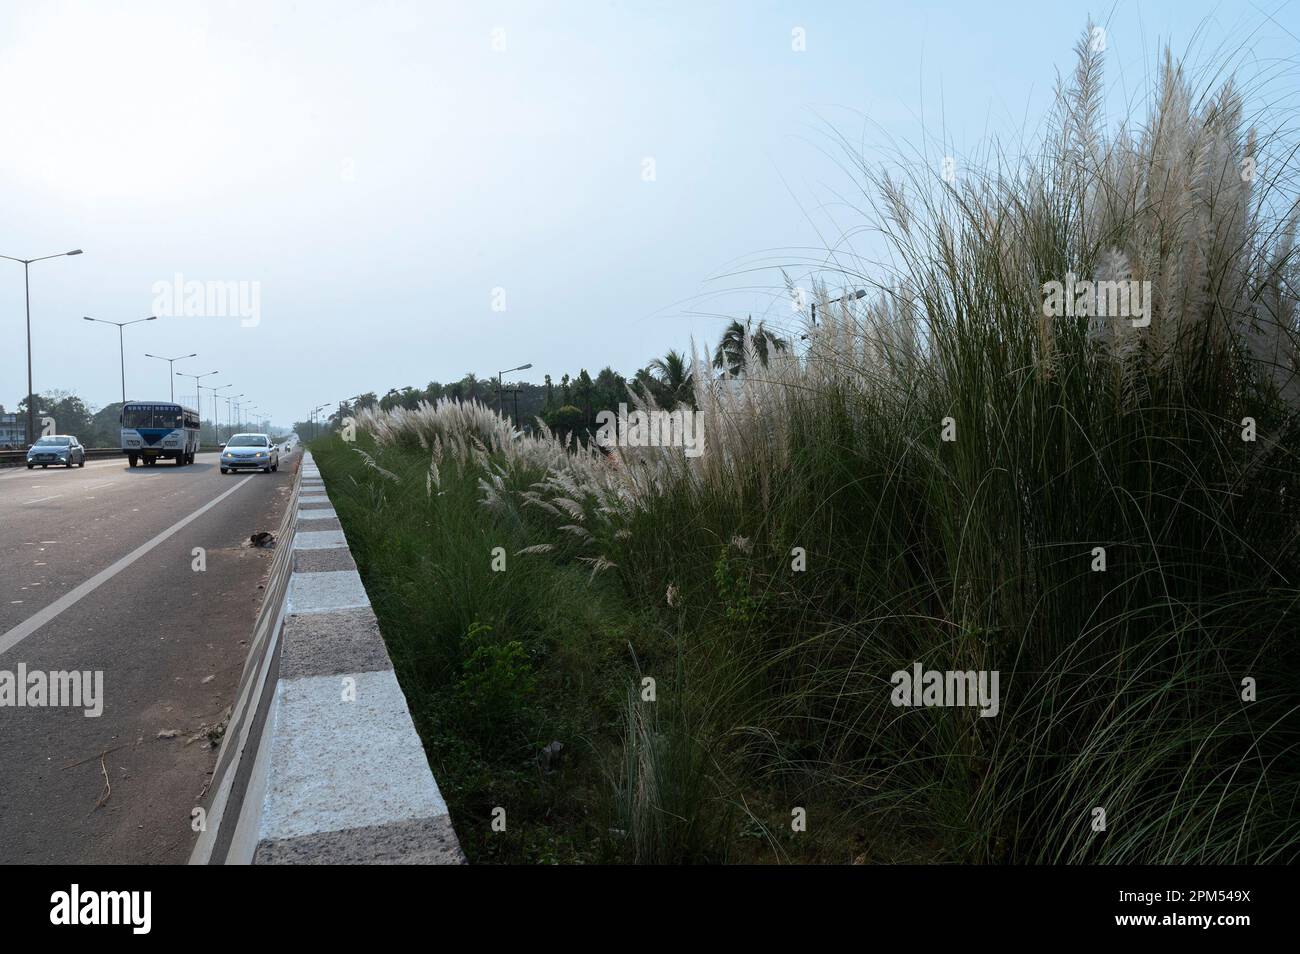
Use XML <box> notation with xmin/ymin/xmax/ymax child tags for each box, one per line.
<box><xmin>259</xmin><ymin>669</ymin><xmax>449</xmax><ymax>841</ymax></box>
<box><xmin>285</xmin><ymin>569</ymin><xmax>370</xmax><ymax>614</ymax></box>
<box><xmin>293</xmin><ymin>529</ymin><xmax>348</xmax><ymax>550</ymax></box>
<box><xmin>0</xmin><ymin>475</ymin><xmax>255</xmax><ymax>657</ymax></box>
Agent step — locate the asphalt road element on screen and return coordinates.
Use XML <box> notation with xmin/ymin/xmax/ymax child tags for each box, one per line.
<box><xmin>0</xmin><ymin>448</ymin><xmax>299</xmax><ymax>863</ymax></box>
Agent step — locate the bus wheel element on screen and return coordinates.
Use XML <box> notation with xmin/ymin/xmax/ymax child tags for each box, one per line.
<box><xmin>129</xmin><ymin>455</ymin><xmax>138</xmax><ymax>467</ymax></box>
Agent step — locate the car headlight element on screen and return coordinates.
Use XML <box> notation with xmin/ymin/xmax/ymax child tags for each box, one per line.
<box><xmin>255</xmin><ymin>452</ymin><xmax>267</xmax><ymax>458</ymax></box>
<box><xmin>223</xmin><ymin>451</ymin><xmax>234</xmax><ymax>458</ymax></box>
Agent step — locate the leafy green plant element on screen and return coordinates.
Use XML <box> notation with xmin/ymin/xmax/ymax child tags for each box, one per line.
<box><xmin>453</xmin><ymin>621</ymin><xmax>537</xmax><ymax>743</ymax></box>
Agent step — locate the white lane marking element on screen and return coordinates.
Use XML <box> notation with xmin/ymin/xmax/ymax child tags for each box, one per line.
<box><xmin>25</xmin><ymin>494</ymin><xmax>64</xmax><ymax>505</ymax></box>
<box><xmin>0</xmin><ymin>475</ymin><xmax>255</xmax><ymax>658</ymax></box>
<box><xmin>0</xmin><ymin>452</ymin><xmax>222</xmax><ymax>482</ymax></box>
<box><xmin>0</xmin><ymin>459</ymin><xmax>123</xmax><ymax>481</ymax></box>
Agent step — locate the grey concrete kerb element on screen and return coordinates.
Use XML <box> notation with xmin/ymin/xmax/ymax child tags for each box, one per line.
<box><xmin>252</xmin><ymin>451</ymin><xmax>464</xmax><ymax>864</ymax></box>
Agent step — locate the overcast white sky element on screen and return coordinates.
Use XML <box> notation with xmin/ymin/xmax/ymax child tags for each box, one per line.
<box><xmin>1</xmin><ymin>0</ymin><xmax>1296</xmax><ymax>427</ymax></box>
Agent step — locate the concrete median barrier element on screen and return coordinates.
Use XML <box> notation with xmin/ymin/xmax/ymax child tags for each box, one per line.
<box><xmin>190</xmin><ymin>451</ymin><xmax>464</xmax><ymax>864</ymax></box>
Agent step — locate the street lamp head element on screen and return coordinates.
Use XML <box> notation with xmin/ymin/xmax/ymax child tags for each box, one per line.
<box><xmin>82</xmin><ymin>316</ymin><xmax>94</xmax><ymax>321</ymax></box>
<box><xmin>520</xmin><ymin>363</ymin><xmax>533</xmax><ymax>370</ymax></box>
<box><xmin>146</xmin><ymin>315</ymin><xmax>158</xmax><ymax>321</ymax></box>
<box><xmin>66</xmin><ymin>250</ymin><xmax>83</xmax><ymax>256</ymax></box>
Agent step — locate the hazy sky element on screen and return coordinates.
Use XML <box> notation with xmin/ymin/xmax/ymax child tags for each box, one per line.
<box><xmin>1</xmin><ymin>0</ymin><xmax>1296</xmax><ymax>427</ymax></box>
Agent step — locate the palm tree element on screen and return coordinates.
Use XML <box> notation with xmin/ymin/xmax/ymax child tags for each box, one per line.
<box><xmin>647</xmin><ymin>349</ymin><xmax>695</xmax><ymax>407</ymax></box>
<box><xmin>712</xmin><ymin>317</ymin><xmax>789</xmax><ymax>376</ymax></box>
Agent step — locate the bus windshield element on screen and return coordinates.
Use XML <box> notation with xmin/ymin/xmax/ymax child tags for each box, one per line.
<box><xmin>123</xmin><ymin>406</ymin><xmax>184</xmax><ymax>429</ymax></box>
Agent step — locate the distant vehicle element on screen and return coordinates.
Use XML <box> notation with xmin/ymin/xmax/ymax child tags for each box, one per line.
<box><xmin>120</xmin><ymin>402</ymin><xmax>201</xmax><ymax>467</ymax></box>
<box><xmin>220</xmin><ymin>433</ymin><xmax>280</xmax><ymax>473</ymax></box>
<box><xmin>27</xmin><ymin>435</ymin><xmax>86</xmax><ymax>469</ymax></box>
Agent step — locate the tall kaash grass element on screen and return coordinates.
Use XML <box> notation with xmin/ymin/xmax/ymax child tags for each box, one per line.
<box><xmin>343</xmin><ymin>26</ymin><xmax>1300</xmax><ymax>863</ymax></box>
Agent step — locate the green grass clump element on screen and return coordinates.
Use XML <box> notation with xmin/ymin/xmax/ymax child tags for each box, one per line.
<box><xmin>310</xmin><ymin>24</ymin><xmax>1300</xmax><ymax>864</ymax></box>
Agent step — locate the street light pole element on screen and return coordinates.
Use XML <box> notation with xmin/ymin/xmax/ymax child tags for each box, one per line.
<box><xmin>810</xmin><ymin>288</ymin><xmax>866</xmax><ymax>326</ymax></box>
<box><xmin>145</xmin><ymin>352</ymin><xmax>197</xmax><ymax>402</ymax></box>
<box><xmin>176</xmin><ymin>370</ymin><xmax>219</xmax><ymax>418</ymax></box>
<box><xmin>226</xmin><ymin>394</ymin><xmax>244</xmax><ymax>436</ymax></box>
<box><xmin>84</xmin><ymin>316</ymin><xmax>158</xmax><ymax>404</ymax></box>
<box><xmin>495</xmin><ymin>363</ymin><xmax>532</xmax><ymax>425</ymax></box>
<box><xmin>313</xmin><ymin>402</ymin><xmax>330</xmax><ymax>441</ymax></box>
<box><xmin>803</xmin><ymin>288</ymin><xmax>867</xmax><ymax>341</ymax></box>
<box><xmin>0</xmin><ymin>249</ymin><xmax>83</xmax><ymax>445</ymax></box>
<box><xmin>211</xmin><ymin>384</ymin><xmax>232</xmax><ymax>444</ymax></box>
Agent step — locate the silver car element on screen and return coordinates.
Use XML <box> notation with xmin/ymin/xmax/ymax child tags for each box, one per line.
<box><xmin>27</xmin><ymin>435</ymin><xmax>86</xmax><ymax>469</ymax></box>
<box><xmin>220</xmin><ymin>433</ymin><xmax>280</xmax><ymax>473</ymax></box>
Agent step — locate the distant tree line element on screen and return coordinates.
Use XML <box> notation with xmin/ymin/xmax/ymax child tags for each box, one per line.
<box><xmin>313</xmin><ymin>317</ymin><xmax>787</xmax><ymax>444</ymax></box>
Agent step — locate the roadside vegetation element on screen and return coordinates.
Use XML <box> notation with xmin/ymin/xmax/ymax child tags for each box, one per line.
<box><xmin>311</xmin><ymin>28</ymin><xmax>1300</xmax><ymax>864</ymax></box>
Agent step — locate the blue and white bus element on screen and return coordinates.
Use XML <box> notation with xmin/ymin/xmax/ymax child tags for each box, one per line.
<box><xmin>120</xmin><ymin>402</ymin><xmax>201</xmax><ymax>467</ymax></box>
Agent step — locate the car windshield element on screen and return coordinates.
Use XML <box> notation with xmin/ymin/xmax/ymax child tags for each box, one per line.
<box><xmin>227</xmin><ymin>435</ymin><xmax>268</xmax><ymax>447</ymax></box>
<box><xmin>35</xmin><ymin>437</ymin><xmax>71</xmax><ymax>446</ymax></box>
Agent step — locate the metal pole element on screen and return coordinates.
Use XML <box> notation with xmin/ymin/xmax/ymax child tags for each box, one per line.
<box><xmin>118</xmin><ymin>325</ymin><xmax>126</xmax><ymax>404</ymax></box>
<box><xmin>24</xmin><ymin>262</ymin><xmax>32</xmax><ymax>445</ymax></box>
<box><xmin>5</xmin><ymin>250</ymin><xmax>81</xmax><ymax>445</ymax></box>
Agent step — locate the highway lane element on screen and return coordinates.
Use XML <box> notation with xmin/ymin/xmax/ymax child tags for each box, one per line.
<box><xmin>0</xmin><ymin>449</ymin><xmax>299</xmax><ymax>863</ymax></box>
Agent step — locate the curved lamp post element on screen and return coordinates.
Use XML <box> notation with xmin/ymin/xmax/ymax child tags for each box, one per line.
<box><xmin>82</xmin><ymin>316</ymin><xmax>158</xmax><ymax>404</ymax></box>
<box><xmin>145</xmin><ymin>352</ymin><xmax>197</xmax><ymax>402</ymax></box>
<box><xmin>1</xmin><ymin>248</ymin><xmax>82</xmax><ymax>444</ymax></box>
